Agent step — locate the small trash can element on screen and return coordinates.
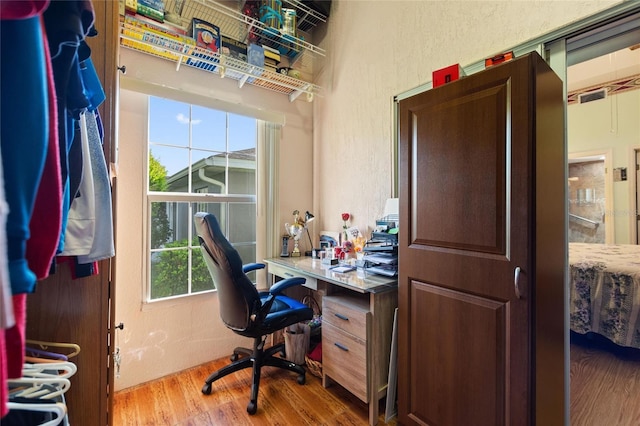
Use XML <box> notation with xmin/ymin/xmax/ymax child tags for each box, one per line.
<box><xmin>284</xmin><ymin>323</ymin><xmax>310</xmax><ymax>365</ymax></box>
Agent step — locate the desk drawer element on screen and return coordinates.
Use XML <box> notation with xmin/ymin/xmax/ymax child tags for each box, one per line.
<box><xmin>322</xmin><ymin>322</ymin><xmax>368</xmax><ymax>402</ymax></box>
<box><xmin>268</xmin><ymin>263</ymin><xmax>317</xmax><ymax>290</ymax></box>
<box><xmin>323</xmin><ymin>296</ymin><xmax>369</xmax><ymax>340</ymax></box>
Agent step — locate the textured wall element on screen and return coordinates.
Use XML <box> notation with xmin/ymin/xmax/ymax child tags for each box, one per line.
<box><xmin>313</xmin><ymin>0</ymin><xmax>621</xmax><ymax>238</ymax></box>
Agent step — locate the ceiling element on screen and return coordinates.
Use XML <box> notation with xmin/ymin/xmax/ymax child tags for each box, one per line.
<box><xmin>567</xmin><ymin>44</ymin><xmax>640</xmax><ymax>92</ymax></box>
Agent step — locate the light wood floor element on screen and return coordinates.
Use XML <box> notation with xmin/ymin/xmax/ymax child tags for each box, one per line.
<box><xmin>113</xmin><ymin>356</ymin><xmax>397</xmax><ymax>425</ymax></box>
<box><xmin>113</xmin><ymin>335</ymin><xmax>640</xmax><ymax>425</ymax></box>
<box><xmin>570</xmin><ymin>333</ymin><xmax>640</xmax><ymax>426</ymax></box>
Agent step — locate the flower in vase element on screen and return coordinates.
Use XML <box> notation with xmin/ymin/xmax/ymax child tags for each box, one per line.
<box><xmin>341</xmin><ymin>212</ymin><xmax>350</xmax><ymax>241</ymax></box>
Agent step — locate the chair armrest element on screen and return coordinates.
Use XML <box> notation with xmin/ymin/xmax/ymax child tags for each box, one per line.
<box><xmin>256</xmin><ymin>276</ymin><xmax>307</xmax><ymax>321</ymax></box>
<box><xmin>243</xmin><ymin>263</ymin><xmax>265</xmax><ymax>274</ymax></box>
<box><xmin>268</xmin><ymin>277</ymin><xmax>306</xmax><ymax>295</ymax></box>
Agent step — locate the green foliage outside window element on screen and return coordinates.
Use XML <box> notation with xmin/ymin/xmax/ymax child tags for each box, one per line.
<box><xmin>150</xmin><ymin>240</ymin><xmax>213</xmax><ymax>299</ymax></box>
<box><xmin>149</xmin><ymin>153</ymin><xmax>172</xmax><ymax>249</ymax></box>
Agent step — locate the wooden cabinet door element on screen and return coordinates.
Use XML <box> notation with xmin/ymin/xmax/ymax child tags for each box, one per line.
<box><xmin>397</xmin><ymin>52</ymin><xmax>565</xmax><ymax>426</ymax></box>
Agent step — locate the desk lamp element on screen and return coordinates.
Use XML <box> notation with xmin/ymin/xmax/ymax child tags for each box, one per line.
<box><xmin>303</xmin><ymin>211</ymin><xmax>315</xmax><ymax>256</ymax></box>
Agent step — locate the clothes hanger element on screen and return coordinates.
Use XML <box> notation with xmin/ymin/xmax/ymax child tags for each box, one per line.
<box><xmin>5</xmin><ymin>401</ymin><xmax>67</xmax><ymax>426</ymax></box>
<box><xmin>22</xmin><ymin>361</ymin><xmax>77</xmax><ymax>380</ymax></box>
<box><xmin>25</xmin><ymin>339</ymin><xmax>81</xmax><ymax>358</ymax></box>
<box><xmin>25</xmin><ymin>346</ymin><xmax>69</xmax><ymax>361</ymax></box>
<box><xmin>8</xmin><ymin>377</ymin><xmax>72</xmax><ymax>400</ymax></box>
<box><xmin>25</xmin><ymin>355</ymin><xmax>67</xmax><ymax>364</ymax></box>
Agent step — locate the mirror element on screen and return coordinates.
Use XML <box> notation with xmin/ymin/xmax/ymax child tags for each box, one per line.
<box><xmin>567</xmin><ymin>45</ymin><xmax>640</xmax><ymax>244</ymax></box>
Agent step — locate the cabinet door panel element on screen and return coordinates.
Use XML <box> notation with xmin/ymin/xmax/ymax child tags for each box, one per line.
<box><xmin>398</xmin><ymin>52</ymin><xmax>565</xmax><ymax>426</ymax></box>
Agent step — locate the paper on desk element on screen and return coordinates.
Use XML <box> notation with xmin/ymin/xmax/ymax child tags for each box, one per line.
<box><xmin>330</xmin><ymin>265</ymin><xmax>356</xmax><ymax>273</ymax></box>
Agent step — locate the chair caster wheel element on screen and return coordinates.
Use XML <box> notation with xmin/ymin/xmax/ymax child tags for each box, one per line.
<box><xmin>202</xmin><ymin>383</ymin><xmax>212</xmax><ymax>395</ymax></box>
<box><xmin>230</xmin><ymin>353</ymin><xmax>239</xmax><ymax>362</ymax></box>
<box><xmin>297</xmin><ymin>374</ymin><xmax>306</xmax><ymax>385</ymax></box>
<box><xmin>247</xmin><ymin>401</ymin><xmax>257</xmax><ymax>415</ymax></box>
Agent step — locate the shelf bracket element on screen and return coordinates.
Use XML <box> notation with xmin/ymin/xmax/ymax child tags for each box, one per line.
<box><xmin>176</xmin><ymin>56</ymin><xmax>183</xmax><ymax>71</ymax></box>
<box><xmin>289</xmin><ymin>84</ymin><xmax>312</xmax><ymax>103</ymax></box>
<box><xmin>238</xmin><ymin>74</ymin><xmax>249</xmax><ymax>88</ymax></box>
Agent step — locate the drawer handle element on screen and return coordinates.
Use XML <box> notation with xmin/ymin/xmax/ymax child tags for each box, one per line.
<box><xmin>284</xmin><ymin>272</ymin><xmax>293</xmax><ymax>278</ymax></box>
<box><xmin>334</xmin><ymin>342</ymin><xmax>349</xmax><ymax>352</ymax></box>
<box><xmin>334</xmin><ymin>313</ymin><xmax>349</xmax><ymax>321</ymax></box>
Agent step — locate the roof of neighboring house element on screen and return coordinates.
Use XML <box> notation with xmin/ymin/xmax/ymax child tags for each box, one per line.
<box><xmin>166</xmin><ymin>148</ymin><xmax>256</xmax><ymax>183</ymax></box>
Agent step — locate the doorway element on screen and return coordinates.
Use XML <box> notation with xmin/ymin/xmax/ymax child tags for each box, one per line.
<box><xmin>564</xmin><ymin>16</ymin><xmax>640</xmax><ymax>426</ymax></box>
<box><xmin>567</xmin><ymin>150</ymin><xmax>613</xmax><ymax>244</ymax></box>
<box><xmin>566</xmin><ymin>41</ymin><xmax>640</xmax><ymax>245</ymax></box>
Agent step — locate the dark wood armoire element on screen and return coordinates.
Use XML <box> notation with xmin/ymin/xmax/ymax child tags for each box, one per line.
<box><xmin>25</xmin><ymin>2</ymin><xmax>119</xmax><ymax>425</ymax></box>
<box><xmin>397</xmin><ymin>52</ymin><xmax>566</xmax><ymax>425</ymax></box>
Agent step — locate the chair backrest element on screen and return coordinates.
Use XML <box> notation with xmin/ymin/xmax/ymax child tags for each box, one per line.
<box><xmin>194</xmin><ymin>212</ymin><xmax>261</xmax><ymax>332</ymax></box>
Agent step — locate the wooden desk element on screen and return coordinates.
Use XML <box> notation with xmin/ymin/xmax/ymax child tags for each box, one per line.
<box><xmin>265</xmin><ymin>257</ymin><xmax>398</xmax><ymax>426</ymax></box>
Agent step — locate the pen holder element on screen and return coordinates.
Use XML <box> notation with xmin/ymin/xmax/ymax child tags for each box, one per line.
<box><xmin>311</xmin><ymin>247</ymin><xmax>323</xmax><ymax>259</ymax></box>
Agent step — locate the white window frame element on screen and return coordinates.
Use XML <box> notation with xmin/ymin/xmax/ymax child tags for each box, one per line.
<box><xmin>145</xmin><ymin>96</ymin><xmax>259</xmax><ymax>302</ymax></box>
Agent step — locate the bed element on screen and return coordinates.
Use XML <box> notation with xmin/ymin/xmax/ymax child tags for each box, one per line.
<box><xmin>569</xmin><ymin>242</ymin><xmax>640</xmax><ymax>350</ymax></box>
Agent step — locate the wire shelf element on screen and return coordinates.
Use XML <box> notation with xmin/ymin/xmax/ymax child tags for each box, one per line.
<box><xmin>119</xmin><ymin>21</ymin><xmax>320</xmax><ymax>102</ymax></box>
<box><xmin>165</xmin><ymin>0</ymin><xmax>325</xmax><ymax>69</ymax></box>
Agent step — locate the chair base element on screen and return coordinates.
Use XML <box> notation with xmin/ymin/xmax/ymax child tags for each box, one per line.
<box><xmin>201</xmin><ymin>336</ymin><xmax>306</xmax><ymax>414</ymax></box>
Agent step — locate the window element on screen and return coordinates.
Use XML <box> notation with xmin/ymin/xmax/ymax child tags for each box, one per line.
<box><xmin>147</xmin><ymin>96</ymin><xmax>258</xmax><ymax>300</ymax></box>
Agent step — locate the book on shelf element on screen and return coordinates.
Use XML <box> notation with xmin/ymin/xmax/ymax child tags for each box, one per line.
<box><xmin>122</xmin><ymin>14</ymin><xmax>190</xmax><ymax>41</ymax></box>
<box><xmin>125</xmin><ymin>0</ymin><xmax>165</xmax><ymax>22</ymax></box>
<box><xmin>124</xmin><ymin>11</ymin><xmax>188</xmax><ymax>36</ymax></box>
<box><xmin>262</xmin><ymin>45</ymin><xmax>281</xmax><ymax>62</ymax></box>
<box><xmin>220</xmin><ymin>35</ymin><xmax>248</xmax><ymax>79</ymax></box>
<box><xmin>187</xmin><ymin>18</ymin><xmax>220</xmax><ymax>72</ymax></box>
<box><xmin>221</xmin><ymin>36</ymin><xmax>247</xmax><ymax>60</ymax></box>
<box><xmin>263</xmin><ymin>57</ymin><xmax>278</xmax><ymax>73</ymax></box>
<box><xmin>121</xmin><ymin>14</ymin><xmax>195</xmax><ymax>62</ymax></box>
<box><xmin>247</xmin><ymin>43</ymin><xmax>265</xmax><ymax>82</ymax></box>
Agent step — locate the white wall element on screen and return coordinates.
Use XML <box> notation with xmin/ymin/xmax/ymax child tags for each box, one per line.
<box><xmin>568</xmin><ymin>89</ymin><xmax>640</xmax><ymax>243</ymax></box>
<box><xmin>312</xmin><ymin>0</ymin><xmax>622</xmax><ymax>237</ymax></box>
<box><xmin>115</xmin><ymin>0</ymin><xmax>625</xmax><ymax>391</ymax></box>
<box><xmin>115</xmin><ymin>48</ymin><xmax>313</xmax><ymax>391</ymax></box>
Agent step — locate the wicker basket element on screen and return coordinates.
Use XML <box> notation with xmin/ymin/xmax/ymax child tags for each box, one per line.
<box><xmin>302</xmin><ymin>295</ymin><xmax>322</xmax><ymax>377</ymax></box>
<box><xmin>305</xmin><ymin>355</ymin><xmax>322</xmax><ymax>378</ymax></box>
<box><xmin>302</xmin><ymin>295</ymin><xmax>322</xmax><ymax>336</ymax></box>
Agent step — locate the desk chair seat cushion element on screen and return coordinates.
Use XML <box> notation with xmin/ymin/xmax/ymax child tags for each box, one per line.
<box><xmin>257</xmin><ymin>293</ymin><xmax>311</xmax><ymax>334</ymax></box>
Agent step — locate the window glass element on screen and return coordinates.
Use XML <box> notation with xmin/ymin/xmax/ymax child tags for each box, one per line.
<box><xmin>149</xmin><ymin>247</ymin><xmax>188</xmax><ymax>299</ymax></box>
<box><xmin>228</xmin><ymin>203</ymin><xmax>257</xmax><ymax>243</ymax></box>
<box><xmin>150</xmin><ymin>145</ymin><xmax>189</xmax><ymax>192</ymax></box>
<box><xmin>192</xmin><ymin>105</ymin><xmax>226</xmax><ymax>151</ymax></box>
<box><xmin>149</xmin><ymin>96</ymin><xmax>189</xmax><ymax>147</ymax></box>
<box><xmin>193</xmin><ymin>149</ymin><xmax>227</xmax><ymax>194</ymax></box>
<box><xmin>147</xmin><ymin>96</ymin><xmax>257</xmax><ymax>301</ymax></box>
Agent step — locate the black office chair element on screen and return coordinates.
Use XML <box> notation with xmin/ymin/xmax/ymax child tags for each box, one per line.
<box><xmin>194</xmin><ymin>212</ymin><xmax>313</xmax><ymax>414</ymax></box>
